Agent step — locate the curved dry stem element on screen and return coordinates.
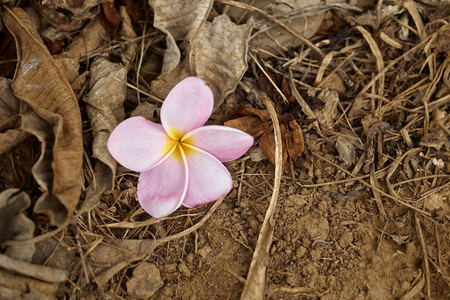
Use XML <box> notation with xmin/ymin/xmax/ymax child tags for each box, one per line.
<box><xmin>241</xmin><ymin>94</ymin><xmax>283</xmax><ymax>300</ymax></box>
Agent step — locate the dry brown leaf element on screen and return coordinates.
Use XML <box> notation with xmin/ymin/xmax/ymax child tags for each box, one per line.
<box><xmin>63</xmin><ymin>16</ymin><xmax>108</xmax><ymax>59</ymax></box>
<box><xmin>100</xmin><ymin>2</ymin><xmax>123</xmax><ymax>39</ymax></box>
<box><xmin>348</xmin><ymin>3</ymin><xmax>403</xmax><ymax>28</ymax></box>
<box><xmin>189</xmin><ymin>14</ymin><xmax>254</xmax><ymax>107</ymax></box>
<box><xmin>54</xmin><ymin>16</ymin><xmax>108</xmax><ymax>88</ymax></box>
<box><xmin>260</xmin><ymin>120</ymin><xmax>304</xmax><ymax>167</ymax></box>
<box><xmin>0</xmin><ymin>190</ymin><xmax>57</xmax><ymax>299</ymax></box>
<box><xmin>0</xmin><ymin>189</ymin><xmax>35</xmax><ymax>262</ymax></box>
<box><xmin>226</xmin><ymin>108</ymin><xmax>304</xmax><ymax>166</ymax></box>
<box><xmin>41</xmin><ymin>0</ymin><xmax>108</xmax><ymax>17</ymax></box>
<box><xmin>285</xmin><ymin>120</ymin><xmax>304</xmax><ymax>163</ymax></box>
<box><xmin>81</xmin><ymin>57</ymin><xmax>126</xmax><ymax>212</ymax></box>
<box><xmin>223</xmin><ymin>0</ymin><xmax>363</xmax><ymax>59</ymax></box>
<box><xmin>52</xmin><ymin>56</ymin><xmax>80</xmax><ymax>84</ymax></box>
<box><xmin>33</xmin><ymin>0</ymin><xmax>106</xmax><ymax>31</ymax></box>
<box><xmin>149</xmin><ymin>0</ymin><xmax>214</xmax><ymax>74</ymax></box>
<box><xmin>225</xmin><ymin>115</ymin><xmax>269</xmax><ymax>138</ymax></box>
<box><xmin>85</xmin><ymin>57</ymin><xmax>126</xmax><ymax>181</ymax></box>
<box><xmin>0</xmin><ymin>78</ymin><xmax>19</xmax><ymax>124</ymax></box>
<box><xmin>224</xmin><ymin>107</ymin><xmax>271</xmax><ymax>138</ymax></box>
<box><xmin>131</xmin><ymin>102</ymin><xmax>159</xmax><ymax>120</ymax></box>
<box><xmin>3</xmin><ymin>6</ymin><xmax>83</xmax><ymax>226</ymax></box>
<box><xmin>0</xmin><ymin>252</ymin><xmax>67</xmax><ymax>283</ymax></box>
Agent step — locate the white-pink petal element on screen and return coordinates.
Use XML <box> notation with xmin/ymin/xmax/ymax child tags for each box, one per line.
<box><xmin>183</xmin><ymin>125</ymin><xmax>254</xmax><ymax>162</ymax></box>
<box><xmin>107</xmin><ymin>116</ymin><xmax>173</xmax><ymax>172</ymax></box>
<box><xmin>182</xmin><ymin>146</ymin><xmax>232</xmax><ymax>208</ymax></box>
<box><xmin>137</xmin><ymin>150</ymin><xmax>188</xmax><ymax>218</ymax></box>
<box><xmin>160</xmin><ymin>77</ymin><xmax>214</xmax><ymax>139</ymax></box>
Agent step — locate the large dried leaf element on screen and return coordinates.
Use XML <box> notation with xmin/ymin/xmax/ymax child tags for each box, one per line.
<box><xmin>0</xmin><ymin>189</ymin><xmax>35</xmax><ymax>262</ymax></box>
<box><xmin>149</xmin><ymin>0</ymin><xmax>214</xmax><ymax>74</ymax></box>
<box><xmin>189</xmin><ymin>14</ymin><xmax>253</xmax><ymax>107</ymax></box>
<box><xmin>3</xmin><ymin>6</ymin><xmax>83</xmax><ymax>226</ymax></box>
<box><xmin>80</xmin><ymin>57</ymin><xmax>126</xmax><ymax>212</ymax></box>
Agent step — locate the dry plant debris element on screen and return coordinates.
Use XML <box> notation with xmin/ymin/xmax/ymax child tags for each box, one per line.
<box><xmin>0</xmin><ymin>0</ymin><xmax>449</xmax><ymax>299</ymax></box>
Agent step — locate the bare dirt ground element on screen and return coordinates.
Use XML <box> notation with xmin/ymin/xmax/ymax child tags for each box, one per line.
<box><xmin>1</xmin><ymin>0</ymin><xmax>449</xmax><ymax>299</ymax></box>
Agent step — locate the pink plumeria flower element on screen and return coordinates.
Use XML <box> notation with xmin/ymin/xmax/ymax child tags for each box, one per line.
<box><xmin>108</xmin><ymin>77</ymin><xmax>254</xmax><ymax>218</ymax></box>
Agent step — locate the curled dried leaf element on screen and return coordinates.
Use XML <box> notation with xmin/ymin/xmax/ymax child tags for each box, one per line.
<box><xmin>3</xmin><ymin>6</ymin><xmax>83</xmax><ymax>226</ymax></box>
<box><xmin>285</xmin><ymin>120</ymin><xmax>304</xmax><ymax>162</ymax></box>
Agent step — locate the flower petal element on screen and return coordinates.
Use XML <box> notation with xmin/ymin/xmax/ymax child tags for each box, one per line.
<box><xmin>137</xmin><ymin>147</ymin><xmax>188</xmax><ymax>218</ymax></box>
<box><xmin>182</xmin><ymin>146</ymin><xmax>232</xmax><ymax>208</ymax></box>
<box><xmin>107</xmin><ymin>116</ymin><xmax>175</xmax><ymax>172</ymax></box>
<box><xmin>161</xmin><ymin>77</ymin><xmax>214</xmax><ymax>139</ymax></box>
<box><xmin>183</xmin><ymin>125</ymin><xmax>254</xmax><ymax>162</ymax></box>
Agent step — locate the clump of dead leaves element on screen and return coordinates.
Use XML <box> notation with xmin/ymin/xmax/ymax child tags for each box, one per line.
<box><xmin>225</xmin><ymin>107</ymin><xmax>304</xmax><ymax>167</ymax></box>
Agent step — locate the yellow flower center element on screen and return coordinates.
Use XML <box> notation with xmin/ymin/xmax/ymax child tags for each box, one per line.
<box><xmin>162</xmin><ymin>130</ymin><xmax>196</xmax><ymax>162</ymax></box>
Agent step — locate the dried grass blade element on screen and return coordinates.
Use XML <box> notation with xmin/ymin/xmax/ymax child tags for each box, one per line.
<box><xmin>356</xmin><ymin>26</ymin><xmax>385</xmax><ymax>96</ymax></box>
<box><xmin>241</xmin><ymin>94</ymin><xmax>283</xmax><ymax>300</ymax></box>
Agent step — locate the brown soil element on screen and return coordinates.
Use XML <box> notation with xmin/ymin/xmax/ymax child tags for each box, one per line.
<box><xmin>121</xmin><ymin>151</ymin><xmax>449</xmax><ymax>300</ymax></box>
